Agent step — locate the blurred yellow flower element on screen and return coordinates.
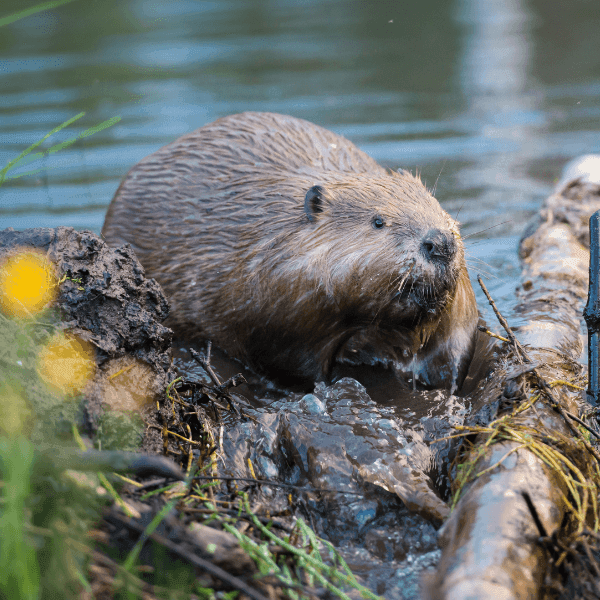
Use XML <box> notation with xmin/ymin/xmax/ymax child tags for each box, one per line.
<box><xmin>0</xmin><ymin>251</ymin><xmax>57</xmax><ymax>318</ymax></box>
<box><xmin>38</xmin><ymin>333</ymin><xmax>96</xmax><ymax>396</ymax></box>
<box><xmin>103</xmin><ymin>358</ymin><xmax>157</xmax><ymax>411</ymax></box>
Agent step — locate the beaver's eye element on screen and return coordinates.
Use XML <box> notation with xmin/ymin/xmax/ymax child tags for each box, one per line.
<box><xmin>372</xmin><ymin>217</ymin><xmax>385</xmax><ymax>229</ymax></box>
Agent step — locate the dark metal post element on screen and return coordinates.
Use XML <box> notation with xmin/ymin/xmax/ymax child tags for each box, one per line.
<box><xmin>584</xmin><ymin>210</ymin><xmax>600</xmax><ymax>407</ymax></box>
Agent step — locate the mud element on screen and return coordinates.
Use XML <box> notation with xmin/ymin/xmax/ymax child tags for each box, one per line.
<box><xmin>0</xmin><ymin>226</ymin><xmax>174</xmax><ymax>433</ymax></box>
<box><xmin>166</xmin><ymin>342</ymin><xmax>485</xmax><ymax>597</ymax></box>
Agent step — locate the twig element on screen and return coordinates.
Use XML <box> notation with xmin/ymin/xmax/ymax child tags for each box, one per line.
<box><xmin>478</xmin><ymin>276</ymin><xmax>600</xmax><ymax>465</ymax></box>
<box><xmin>564</xmin><ymin>410</ymin><xmax>600</xmax><ymax>440</ymax></box>
<box><xmin>182</xmin><ymin>350</ymin><xmax>252</xmax><ymax>421</ymax></box>
<box><xmin>191</xmin><ymin>343</ymin><xmax>221</xmax><ymax>386</ymax></box>
<box><xmin>192</xmin><ymin>475</ymin><xmax>364</xmax><ymax>496</ymax></box>
<box><xmin>478</xmin><ymin>276</ymin><xmax>527</xmax><ymax>363</ymax></box>
<box><xmin>533</xmin><ymin>375</ymin><xmax>600</xmax><ymax>463</ymax></box>
<box><xmin>478</xmin><ymin>325</ymin><xmax>509</xmax><ymax>343</ymax></box>
<box><xmin>108</xmin><ymin>513</ymin><xmax>271</xmax><ymax>600</ymax></box>
<box><xmin>582</xmin><ymin>538</ymin><xmax>600</xmax><ymax>581</ymax></box>
<box><xmin>521</xmin><ymin>491</ymin><xmax>549</xmax><ymax>538</ymax></box>
<box><xmin>134</xmin><ymin>477</ymin><xmax>168</xmax><ymax>490</ymax></box>
<box><xmin>216</xmin><ymin>373</ymin><xmax>247</xmax><ymax>400</ymax></box>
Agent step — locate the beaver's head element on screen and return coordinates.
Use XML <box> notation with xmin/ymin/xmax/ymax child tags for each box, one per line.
<box><xmin>230</xmin><ymin>168</ymin><xmax>476</xmax><ymax>386</ymax></box>
<box><xmin>268</xmin><ymin>169</ymin><xmax>466</xmax><ymax>332</ymax></box>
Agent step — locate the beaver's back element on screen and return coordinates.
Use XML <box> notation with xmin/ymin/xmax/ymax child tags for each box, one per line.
<box><xmin>102</xmin><ymin>112</ymin><xmax>391</xmax><ymax>340</ymax></box>
<box><xmin>103</xmin><ymin>112</ymin><xmax>385</xmax><ymax>248</ymax></box>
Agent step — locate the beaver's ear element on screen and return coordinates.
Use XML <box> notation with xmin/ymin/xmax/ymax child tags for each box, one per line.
<box><xmin>304</xmin><ymin>185</ymin><xmax>331</xmax><ymax>222</ymax></box>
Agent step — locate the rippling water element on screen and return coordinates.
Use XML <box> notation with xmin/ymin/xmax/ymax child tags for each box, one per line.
<box><xmin>3</xmin><ymin>0</ymin><xmax>599</xmax><ymax>320</ymax></box>
<box><xmin>1</xmin><ymin>1</ymin><xmax>599</xmax><ymax>284</ymax></box>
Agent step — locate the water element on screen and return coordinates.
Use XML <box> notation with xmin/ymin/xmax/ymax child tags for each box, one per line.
<box><xmin>2</xmin><ymin>0</ymin><xmax>600</xmax><ymax>594</ymax></box>
<box><xmin>2</xmin><ymin>0</ymin><xmax>599</xmax><ymax>283</ymax></box>
<box><xmin>3</xmin><ymin>0</ymin><xmax>599</xmax><ymax>319</ymax></box>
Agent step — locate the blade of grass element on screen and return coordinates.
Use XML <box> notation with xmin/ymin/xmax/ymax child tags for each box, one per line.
<box><xmin>228</xmin><ymin>493</ymin><xmax>381</xmax><ymax>600</ymax></box>
<box><xmin>2</xmin><ymin>114</ymin><xmax>122</xmax><ymax>185</ymax></box>
<box><xmin>0</xmin><ymin>436</ymin><xmax>40</xmax><ymax>600</ymax></box>
<box><xmin>121</xmin><ymin>496</ymin><xmax>179</xmax><ymax>572</ymax></box>
<box><xmin>0</xmin><ymin>0</ymin><xmax>79</xmax><ymax>28</ymax></box>
<box><xmin>45</xmin><ymin>115</ymin><xmax>122</xmax><ymax>155</ymax></box>
<box><xmin>0</xmin><ymin>112</ymin><xmax>85</xmax><ymax>185</ymax></box>
<box><xmin>3</xmin><ymin>165</ymin><xmax>58</xmax><ymax>182</ymax></box>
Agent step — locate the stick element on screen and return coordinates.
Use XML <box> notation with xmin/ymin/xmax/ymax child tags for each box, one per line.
<box><xmin>191</xmin><ymin>342</ymin><xmax>221</xmax><ymax>386</ymax></box>
<box><xmin>192</xmin><ymin>475</ymin><xmax>365</xmax><ymax>496</ymax></box>
<box><xmin>108</xmin><ymin>513</ymin><xmax>270</xmax><ymax>600</ymax></box>
<box><xmin>478</xmin><ymin>275</ymin><xmax>527</xmax><ymax>363</ymax></box>
<box><xmin>478</xmin><ymin>276</ymin><xmax>600</xmax><ymax>464</ymax></box>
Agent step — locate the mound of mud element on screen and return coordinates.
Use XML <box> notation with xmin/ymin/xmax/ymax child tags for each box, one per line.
<box><xmin>0</xmin><ymin>226</ymin><xmax>174</xmax><ymax>432</ymax></box>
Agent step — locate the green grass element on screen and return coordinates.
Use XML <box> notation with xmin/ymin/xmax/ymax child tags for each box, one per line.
<box><xmin>0</xmin><ymin>437</ymin><xmax>38</xmax><ymax>600</ymax></box>
<box><xmin>0</xmin><ymin>0</ymin><xmax>80</xmax><ymax>28</ymax></box>
<box><xmin>219</xmin><ymin>492</ymin><xmax>381</xmax><ymax>600</ymax></box>
<box><xmin>0</xmin><ymin>112</ymin><xmax>122</xmax><ymax>186</ymax></box>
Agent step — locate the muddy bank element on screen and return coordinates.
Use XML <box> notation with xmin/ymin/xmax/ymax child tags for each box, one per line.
<box><xmin>0</xmin><ymin>226</ymin><xmax>174</xmax><ymax>441</ymax></box>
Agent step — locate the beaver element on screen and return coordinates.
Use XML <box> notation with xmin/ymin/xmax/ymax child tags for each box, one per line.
<box><xmin>102</xmin><ymin>112</ymin><xmax>478</xmax><ymax>389</ymax></box>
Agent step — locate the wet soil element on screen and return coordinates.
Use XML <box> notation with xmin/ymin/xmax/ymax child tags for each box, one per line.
<box><xmin>0</xmin><ymin>226</ymin><xmax>174</xmax><ymax>434</ymax></box>
<box><xmin>5</xmin><ymin>199</ymin><xmax>599</xmax><ymax>599</ymax></box>
<box><xmin>1</xmin><ymin>225</ymin><xmax>496</xmax><ymax>597</ymax></box>
<box><xmin>163</xmin><ymin>336</ymin><xmax>499</xmax><ymax>597</ymax></box>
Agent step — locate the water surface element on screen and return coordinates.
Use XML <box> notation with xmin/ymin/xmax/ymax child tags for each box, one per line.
<box><xmin>3</xmin><ymin>0</ymin><xmax>599</xmax><ymax>319</ymax></box>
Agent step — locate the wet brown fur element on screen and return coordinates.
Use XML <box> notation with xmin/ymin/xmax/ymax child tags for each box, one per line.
<box><xmin>102</xmin><ymin>112</ymin><xmax>478</xmax><ymax>388</ymax></box>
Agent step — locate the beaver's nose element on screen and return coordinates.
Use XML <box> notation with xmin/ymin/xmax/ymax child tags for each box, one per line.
<box><xmin>421</xmin><ymin>229</ymin><xmax>457</xmax><ymax>262</ymax></box>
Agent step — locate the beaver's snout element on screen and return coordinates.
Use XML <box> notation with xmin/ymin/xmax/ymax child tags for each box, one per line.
<box><xmin>421</xmin><ymin>229</ymin><xmax>457</xmax><ymax>263</ymax></box>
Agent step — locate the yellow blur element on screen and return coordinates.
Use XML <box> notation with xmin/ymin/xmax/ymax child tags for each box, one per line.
<box><xmin>0</xmin><ymin>251</ymin><xmax>57</xmax><ymax>318</ymax></box>
<box><xmin>103</xmin><ymin>358</ymin><xmax>157</xmax><ymax>411</ymax></box>
<box><xmin>38</xmin><ymin>333</ymin><xmax>96</xmax><ymax>396</ymax></box>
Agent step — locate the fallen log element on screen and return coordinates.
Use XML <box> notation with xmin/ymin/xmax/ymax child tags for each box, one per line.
<box><xmin>427</xmin><ymin>156</ymin><xmax>600</xmax><ymax>599</ymax></box>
